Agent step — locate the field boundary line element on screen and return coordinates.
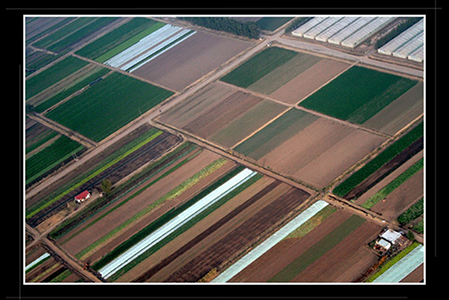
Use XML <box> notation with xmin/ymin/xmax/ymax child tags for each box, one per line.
<box><xmin>72</xmin><ymin>53</ymin><xmax>179</xmax><ymax>94</ymax></box>
<box><xmin>295</xmin><ymin>60</ymin><xmax>359</xmax><ymax>106</ymax></box>
<box><xmin>27</xmin><ymin>113</ymin><xmax>97</xmax><ymax>148</ymax></box>
<box><xmin>230</xmin><ymin>107</ymin><xmax>293</xmax><ymax>150</ymax></box>
<box><xmin>153</xmin><ymin>119</ymin><xmax>319</xmax><ymax>195</ymax></box>
<box><xmin>295</xmin><ymin>106</ymin><xmax>391</xmax><ymax>139</ymax></box>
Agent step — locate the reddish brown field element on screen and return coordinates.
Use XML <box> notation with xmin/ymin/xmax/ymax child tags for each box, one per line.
<box><xmin>400</xmin><ymin>263</ymin><xmax>423</xmax><ymax>282</ymax></box>
<box><xmin>133</xmin><ymin>31</ymin><xmax>252</xmax><ymax>91</ymax></box>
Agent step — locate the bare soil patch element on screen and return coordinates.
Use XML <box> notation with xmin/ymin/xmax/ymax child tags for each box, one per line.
<box><xmin>259</xmin><ymin>117</ymin><xmax>386</xmax><ymax>189</ymax></box>
<box><xmin>270</xmin><ymin>59</ymin><xmax>350</xmax><ymax>105</ymax></box>
<box><xmin>133</xmin><ymin>31</ymin><xmax>251</xmax><ymax>91</ymax></box>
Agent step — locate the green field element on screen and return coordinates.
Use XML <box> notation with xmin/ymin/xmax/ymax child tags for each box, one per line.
<box><xmin>26</xmin><ymin>135</ymin><xmax>84</xmax><ymax>185</ymax></box>
<box><xmin>221</xmin><ymin>46</ymin><xmax>298</xmax><ymax>88</ymax></box>
<box><xmin>234</xmin><ymin>108</ymin><xmax>318</xmax><ymax>160</ymax></box>
<box><xmin>26</xmin><ymin>56</ymin><xmax>89</xmax><ymax>100</ymax></box>
<box><xmin>299</xmin><ymin>66</ymin><xmax>418</xmax><ymax>123</ymax></box>
<box><xmin>46</xmin><ymin>72</ymin><xmax>173</xmax><ymax>142</ymax></box>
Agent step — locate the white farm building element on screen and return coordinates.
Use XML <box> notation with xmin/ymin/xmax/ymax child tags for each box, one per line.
<box><xmin>292</xmin><ymin>16</ymin><xmax>395</xmax><ymax>48</ymax></box>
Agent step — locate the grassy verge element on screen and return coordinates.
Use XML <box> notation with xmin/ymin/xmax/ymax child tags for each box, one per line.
<box><xmin>366</xmin><ymin>242</ymin><xmax>420</xmax><ymax>282</ymax></box>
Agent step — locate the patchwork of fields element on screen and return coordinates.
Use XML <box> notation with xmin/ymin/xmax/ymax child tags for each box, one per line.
<box><xmin>25</xmin><ymin>16</ymin><xmax>424</xmax><ymax>284</ymax></box>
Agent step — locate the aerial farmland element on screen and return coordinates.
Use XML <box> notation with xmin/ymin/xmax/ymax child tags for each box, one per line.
<box><xmin>24</xmin><ymin>15</ymin><xmax>425</xmax><ymax>286</ymax></box>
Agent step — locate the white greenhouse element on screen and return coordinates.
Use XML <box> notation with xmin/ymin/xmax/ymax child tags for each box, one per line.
<box><xmin>315</xmin><ymin>17</ymin><xmax>359</xmax><ymax>42</ymax></box>
<box><xmin>340</xmin><ymin>17</ymin><xmax>394</xmax><ymax>48</ymax></box>
<box><xmin>377</xmin><ymin>19</ymin><xmax>423</xmax><ymax>56</ymax></box>
<box><xmin>303</xmin><ymin>17</ymin><xmax>343</xmax><ymax>40</ymax></box>
<box><xmin>327</xmin><ymin>17</ymin><xmax>376</xmax><ymax>45</ymax></box>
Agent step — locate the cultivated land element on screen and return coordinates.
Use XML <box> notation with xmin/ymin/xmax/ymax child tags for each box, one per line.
<box><xmin>25</xmin><ymin>16</ymin><xmax>424</xmax><ymax>284</ymax></box>
<box><xmin>132</xmin><ymin>31</ymin><xmax>252</xmax><ymax>91</ymax></box>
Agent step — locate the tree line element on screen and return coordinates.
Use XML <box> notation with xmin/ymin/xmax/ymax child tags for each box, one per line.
<box><xmin>179</xmin><ymin>17</ymin><xmax>261</xmax><ymax>39</ymax></box>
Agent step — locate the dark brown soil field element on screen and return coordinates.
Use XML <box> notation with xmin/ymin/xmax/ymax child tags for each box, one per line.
<box><xmin>163</xmin><ymin>186</ymin><xmax>310</xmax><ymax>282</ymax></box>
<box><xmin>343</xmin><ymin>136</ymin><xmax>423</xmax><ymax>200</ymax></box>
<box><xmin>133</xmin><ymin>31</ymin><xmax>251</xmax><ymax>91</ymax></box>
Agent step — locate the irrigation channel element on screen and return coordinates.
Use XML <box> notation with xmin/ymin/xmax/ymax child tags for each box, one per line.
<box><xmin>98</xmin><ymin>168</ymin><xmax>258</xmax><ymax>279</ymax></box>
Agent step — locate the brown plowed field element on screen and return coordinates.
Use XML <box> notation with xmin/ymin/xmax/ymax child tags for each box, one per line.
<box><xmin>163</xmin><ymin>186</ymin><xmax>310</xmax><ymax>282</ymax></box>
<box><xmin>400</xmin><ymin>263</ymin><xmax>423</xmax><ymax>282</ymax></box>
<box><xmin>183</xmin><ymin>91</ymin><xmax>263</xmax><ymax>139</ymax></box>
<box><xmin>133</xmin><ymin>31</ymin><xmax>251</xmax><ymax>91</ymax></box>
<box><xmin>259</xmin><ymin>117</ymin><xmax>386</xmax><ymax>189</ymax></box>
<box><xmin>370</xmin><ymin>169</ymin><xmax>423</xmax><ymax>221</ymax></box>
<box><xmin>271</xmin><ymin>59</ymin><xmax>351</xmax><ymax>105</ymax></box>
<box><xmin>291</xmin><ymin>221</ymin><xmax>380</xmax><ymax>282</ymax></box>
<box><xmin>230</xmin><ymin>209</ymin><xmax>352</xmax><ymax>282</ymax></box>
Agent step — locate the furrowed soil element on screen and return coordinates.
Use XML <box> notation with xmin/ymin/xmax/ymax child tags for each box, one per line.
<box><xmin>133</xmin><ymin>31</ymin><xmax>251</xmax><ymax>91</ymax></box>
<box><xmin>231</xmin><ymin>209</ymin><xmax>352</xmax><ymax>282</ymax></box>
<box><xmin>163</xmin><ymin>186</ymin><xmax>310</xmax><ymax>282</ymax></box>
<box><xmin>291</xmin><ymin>221</ymin><xmax>380</xmax><ymax>282</ymax></box>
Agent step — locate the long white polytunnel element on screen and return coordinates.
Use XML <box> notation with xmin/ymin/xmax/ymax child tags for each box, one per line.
<box><xmin>212</xmin><ymin>200</ymin><xmax>329</xmax><ymax>282</ymax></box>
<box><xmin>99</xmin><ymin>168</ymin><xmax>258</xmax><ymax>279</ymax></box>
<box><xmin>25</xmin><ymin>252</ymin><xmax>50</xmax><ymax>272</ymax></box>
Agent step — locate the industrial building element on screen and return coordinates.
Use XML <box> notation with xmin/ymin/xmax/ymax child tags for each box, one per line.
<box><xmin>292</xmin><ymin>16</ymin><xmax>395</xmax><ymax>48</ymax></box>
<box><xmin>377</xmin><ymin>19</ymin><xmax>424</xmax><ymax>62</ymax></box>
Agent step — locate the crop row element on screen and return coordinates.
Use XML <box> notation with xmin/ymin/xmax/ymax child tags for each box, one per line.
<box><xmin>46</xmin><ymin>72</ymin><xmax>173</xmax><ymax>142</ymax></box>
<box><xmin>333</xmin><ymin>122</ymin><xmax>423</xmax><ymax>198</ymax></box>
<box><xmin>98</xmin><ymin>167</ymin><xmax>258</xmax><ymax>279</ymax></box>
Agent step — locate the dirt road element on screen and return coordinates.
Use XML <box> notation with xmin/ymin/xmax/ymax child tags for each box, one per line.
<box><xmin>26</xmin><ymin>224</ymin><xmax>104</xmax><ymax>282</ymax></box>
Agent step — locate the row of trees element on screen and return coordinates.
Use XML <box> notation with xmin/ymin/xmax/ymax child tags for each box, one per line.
<box><xmin>179</xmin><ymin>17</ymin><xmax>261</xmax><ymax>39</ymax></box>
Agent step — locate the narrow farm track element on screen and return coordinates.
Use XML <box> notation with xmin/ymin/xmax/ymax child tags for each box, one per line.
<box><xmin>26</xmin><ymin>224</ymin><xmax>104</xmax><ymax>282</ymax></box>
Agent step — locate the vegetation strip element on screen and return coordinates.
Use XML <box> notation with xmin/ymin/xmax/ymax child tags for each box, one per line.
<box><xmin>49</xmin><ymin>142</ymin><xmax>196</xmax><ymax>241</ymax></box>
<box><xmin>333</xmin><ymin>122</ymin><xmax>423</xmax><ymax>198</ymax></box>
<box><xmin>213</xmin><ymin>200</ymin><xmax>329</xmax><ymax>282</ymax></box>
<box><xmin>368</xmin><ymin>242</ymin><xmax>422</xmax><ymax>282</ymax></box>
<box><xmin>84</xmin><ymin>159</ymin><xmax>235</xmax><ymax>267</ymax></box>
<box><xmin>269</xmin><ymin>215</ymin><xmax>366</xmax><ymax>282</ymax></box>
<box><xmin>26</xmin><ymin>130</ymin><xmax>163</xmax><ymax>219</ymax></box>
<box><xmin>98</xmin><ymin>167</ymin><xmax>257</xmax><ymax>279</ymax></box>
<box><xmin>361</xmin><ymin>158</ymin><xmax>423</xmax><ymax>209</ymax></box>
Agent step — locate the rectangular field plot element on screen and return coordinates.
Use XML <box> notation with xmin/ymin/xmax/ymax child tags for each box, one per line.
<box><xmin>234</xmin><ymin>108</ymin><xmax>386</xmax><ymax>189</ymax></box>
<box><xmin>229</xmin><ymin>209</ymin><xmax>381</xmax><ymax>282</ymax></box>
<box><xmin>132</xmin><ymin>31</ymin><xmax>252</xmax><ymax>91</ymax></box>
<box><xmin>45</xmin><ymin>72</ymin><xmax>173</xmax><ymax>142</ymax></box>
<box><xmin>299</xmin><ymin>66</ymin><xmax>422</xmax><ymax>135</ymax></box>
<box><xmin>220</xmin><ymin>46</ymin><xmax>351</xmax><ymax>105</ymax></box>
<box><xmin>159</xmin><ymin>81</ymin><xmax>288</xmax><ymax>148</ymax></box>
